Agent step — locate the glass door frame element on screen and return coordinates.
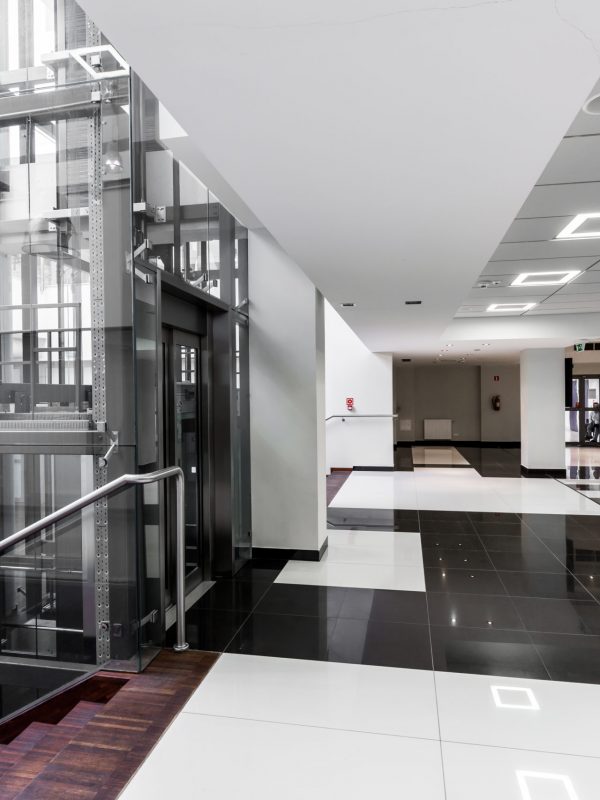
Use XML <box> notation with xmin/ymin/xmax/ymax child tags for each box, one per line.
<box><xmin>567</xmin><ymin>374</ymin><xmax>600</xmax><ymax>446</ymax></box>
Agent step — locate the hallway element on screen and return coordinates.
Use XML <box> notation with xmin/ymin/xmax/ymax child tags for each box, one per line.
<box><xmin>121</xmin><ymin>465</ymin><xmax>600</xmax><ymax>798</ymax></box>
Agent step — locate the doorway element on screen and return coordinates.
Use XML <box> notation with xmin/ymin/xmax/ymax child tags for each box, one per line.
<box><xmin>161</xmin><ymin>325</ymin><xmax>207</xmax><ymax>606</ymax></box>
<box><xmin>567</xmin><ymin>375</ymin><xmax>600</xmax><ymax>445</ymax></box>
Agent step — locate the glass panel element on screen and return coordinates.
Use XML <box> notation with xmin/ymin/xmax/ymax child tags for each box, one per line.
<box><xmin>174</xmin><ymin>344</ymin><xmax>201</xmax><ymax>576</ymax></box>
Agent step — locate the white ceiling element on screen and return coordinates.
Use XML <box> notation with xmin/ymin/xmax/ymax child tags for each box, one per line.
<box><xmin>78</xmin><ymin>0</ymin><xmax>600</xmax><ymax>361</ymax></box>
<box><xmin>456</xmin><ymin>76</ymin><xmax>600</xmax><ymax>350</ymax></box>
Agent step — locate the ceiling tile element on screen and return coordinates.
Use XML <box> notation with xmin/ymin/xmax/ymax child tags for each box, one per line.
<box><xmin>537</xmin><ymin>135</ymin><xmax>600</xmax><ymax>184</ymax></box>
<box><xmin>517</xmin><ymin>182</ymin><xmax>600</xmax><ymax>218</ymax></box>
<box><xmin>501</xmin><ymin>216</ymin><xmax>572</xmax><ymax>242</ymax></box>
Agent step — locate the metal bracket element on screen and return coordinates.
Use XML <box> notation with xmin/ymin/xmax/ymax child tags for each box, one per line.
<box><xmin>98</xmin><ymin>430</ymin><xmax>119</xmax><ymax>468</ymax></box>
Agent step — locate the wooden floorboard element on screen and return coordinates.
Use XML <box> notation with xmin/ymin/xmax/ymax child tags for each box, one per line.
<box><xmin>2</xmin><ymin>649</ymin><xmax>219</xmax><ymax>800</ymax></box>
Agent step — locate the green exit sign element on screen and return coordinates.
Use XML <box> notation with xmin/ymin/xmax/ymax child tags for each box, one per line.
<box><xmin>575</xmin><ymin>343</ymin><xmax>585</xmax><ymax>352</ymax></box>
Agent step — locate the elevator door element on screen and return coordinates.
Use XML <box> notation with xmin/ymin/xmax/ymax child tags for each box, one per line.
<box><xmin>162</xmin><ymin>327</ymin><xmax>203</xmax><ymax>604</ymax></box>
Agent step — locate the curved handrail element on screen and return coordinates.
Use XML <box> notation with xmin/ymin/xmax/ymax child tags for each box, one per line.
<box><xmin>325</xmin><ymin>414</ymin><xmax>398</xmax><ymax>421</ymax></box>
<box><xmin>0</xmin><ymin>467</ymin><xmax>189</xmax><ymax>653</ymax></box>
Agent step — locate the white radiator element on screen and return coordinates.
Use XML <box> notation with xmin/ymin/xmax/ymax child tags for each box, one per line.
<box><xmin>424</xmin><ymin>419</ymin><xmax>452</xmax><ymax>440</ymax></box>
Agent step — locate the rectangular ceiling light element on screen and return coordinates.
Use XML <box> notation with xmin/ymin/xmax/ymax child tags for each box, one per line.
<box><xmin>491</xmin><ymin>685</ymin><xmax>540</xmax><ymax>710</ymax></box>
<box><xmin>511</xmin><ymin>270</ymin><xmax>581</xmax><ymax>287</ymax></box>
<box><xmin>556</xmin><ymin>212</ymin><xmax>600</xmax><ymax>240</ymax></box>
<box><xmin>487</xmin><ymin>303</ymin><xmax>536</xmax><ymax>312</ymax></box>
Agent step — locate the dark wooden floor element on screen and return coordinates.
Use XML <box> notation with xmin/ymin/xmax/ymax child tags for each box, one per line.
<box><xmin>326</xmin><ymin>469</ymin><xmax>352</xmax><ymax>505</ymax></box>
<box><xmin>0</xmin><ymin>649</ymin><xmax>218</xmax><ymax>800</ymax></box>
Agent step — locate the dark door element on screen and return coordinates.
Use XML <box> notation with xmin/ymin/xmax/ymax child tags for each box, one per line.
<box><xmin>162</xmin><ymin>327</ymin><xmax>203</xmax><ymax>604</ymax></box>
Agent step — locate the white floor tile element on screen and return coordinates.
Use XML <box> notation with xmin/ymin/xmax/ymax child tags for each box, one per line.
<box><xmin>327</xmin><ymin>530</ymin><xmax>423</xmax><ymax>566</ymax></box>
<box><xmin>412</xmin><ymin>446</ymin><xmax>470</xmax><ymax>467</ymax></box>
<box><xmin>435</xmin><ymin>671</ymin><xmax>600</xmax><ymax>759</ymax></box>
<box><xmin>330</xmin><ymin>470</ymin><xmax>600</xmax><ymax>516</ymax></box>
<box><xmin>119</xmin><ymin>713</ymin><xmax>446</xmax><ymax>800</ymax></box>
<box><xmin>329</xmin><ymin>471</ymin><xmax>418</xmax><ymax>509</ymax></box>
<box><xmin>275</xmin><ymin>558</ymin><xmax>425</xmax><ymax>591</ymax></box>
<box><xmin>184</xmin><ymin>654</ymin><xmax>439</xmax><ymax>740</ymax></box>
<box><xmin>443</xmin><ymin>740</ymin><xmax>600</xmax><ymax>800</ymax></box>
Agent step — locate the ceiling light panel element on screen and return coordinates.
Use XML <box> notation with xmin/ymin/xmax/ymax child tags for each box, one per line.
<box><xmin>511</xmin><ymin>270</ymin><xmax>581</xmax><ymax>286</ymax></box>
<box><xmin>487</xmin><ymin>303</ymin><xmax>536</xmax><ymax>312</ymax></box>
<box><xmin>556</xmin><ymin>213</ymin><xmax>600</xmax><ymax>240</ymax></box>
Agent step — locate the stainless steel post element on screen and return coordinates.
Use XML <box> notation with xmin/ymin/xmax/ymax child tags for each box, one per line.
<box><xmin>173</xmin><ymin>470</ymin><xmax>189</xmax><ymax>652</ymax></box>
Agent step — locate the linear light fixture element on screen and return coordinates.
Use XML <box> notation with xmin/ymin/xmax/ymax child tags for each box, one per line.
<box><xmin>487</xmin><ymin>303</ymin><xmax>536</xmax><ymax>312</ymax></box>
<box><xmin>511</xmin><ymin>270</ymin><xmax>580</xmax><ymax>287</ymax></box>
<box><xmin>556</xmin><ymin>213</ymin><xmax>600</xmax><ymax>240</ymax></box>
<box><xmin>516</xmin><ymin>771</ymin><xmax>579</xmax><ymax>800</ymax></box>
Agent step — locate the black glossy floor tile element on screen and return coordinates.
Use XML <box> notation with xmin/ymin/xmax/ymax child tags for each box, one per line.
<box><xmin>427</xmin><ymin>593</ymin><xmax>525</xmax><ymax>631</ymax></box>
<box><xmin>470</xmin><ymin>520</ymin><xmax>529</xmax><ymax>537</ymax></box>
<box><xmin>229</xmin><ymin>559</ymin><xmax>287</xmax><ymax>583</ymax></box>
<box><xmin>338</xmin><ymin>588</ymin><xmax>428</xmax><ymax>625</ymax></box>
<box><xmin>520</xmin><ymin>514</ymin><xmax>590</xmax><ymax>538</ymax></box>
<box><xmin>394</xmin><ymin>447</ymin><xmax>414</xmax><ymax>471</ymax></box>
<box><xmin>169</xmin><ymin>607</ymin><xmax>248</xmax><ymax>652</ymax></box>
<box><xmin>419</xmin><ymin>519</ymin><xmax>474</xmax><ymax>535</ymax></box>
<box><xmin>419</xmin><ymin>510</ymin><xmax>470</xmax><ymax>521</ymax></box>
<box><xmin>425</xmin><ymin>567</ymin><xmax>507</xmax><ymax>595</ymax></box>
<box><xmin>531</xmin><ymin>632</ymin><xmax>600</xmax><ymax>683</ymax></box>
<box><xmin>571</xmin><ymin>574</ymin><xmax>600</xmax><ymax>601</ymax></box>
<box><xmin>512</xmin><ymin>597</ymin><xmax>600</xmax><ymax>636</ymax></box>
<box><xmin>430</xmin><ymin>626</ymin><xmax>549</xmax><ymax>678</ymax></box>
<box><xmin>421</xmin><ymin>532</ymin><xmax>483</xmax><ymax>551</ymax></box>
<box><xmin>227</xmin><ymin>612</ymin><xmax>336</xmax><ymax>661</ymax></box>
<box><xmin>498</xmin><ymin>570</ymin><xmax>593</xmax><ymax>600</ymax></box>
<box><xmin>254</xmin><ymin>584</ymin><xmax>346</xmax><ymax>618</ymax></box>
<box><xmin>327</xmin><ymin>507</ymin><xmax>419</xmax><ymax>532</ymax></box>
<box><xmin>329</xmin><ymin>618</ymin><xmax>433</xmax><ymax>670</ymax></box>
<box><xmin>468</xmin><ymin>511</ymin><xmax>521</xmax><ymax>523</ymax></box>
<box><xmin>196</xmin><ymin>579</ymin><xmax>271</xmax><ymax>612</ymax></box>
<box><xmin>485</xmin><ymin>549</ymin><xmax>564</xmax><ymax>573</ymax></box>
<box><xmin>479</xmin><ymin>534</ymin><xmax>548</xmax><ymax>553</ymax></box>
<box><xmin>423</xmin><ymin>548</ymin><xmax>493</xmax><ymax>570</ymax></box>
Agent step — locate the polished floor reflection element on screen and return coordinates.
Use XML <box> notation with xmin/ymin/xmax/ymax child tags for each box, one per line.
<box><xmin>137</xmin><ymin>467</ymin><xmax>600</xmax><ymax>800</ymax></box>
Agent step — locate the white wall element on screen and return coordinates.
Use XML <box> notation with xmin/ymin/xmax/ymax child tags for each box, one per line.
<box><xmin>480</xmin><ymin>364</ymin><xmax>520</xmax><ymax>442</ymax></box>
<box><xmin>520</xmin><ymin>349</ymin><xmax>565</xmax><ymax>471</ymax></box>
<box><xmin>248</xmin><ymin>230</ymin><xmax>326</xmax><ymax>554</ymax></box>
<box><xmin>325</xmin><ymin>303</ymin><xmax>393</xmax><ymax>471</ymax></box>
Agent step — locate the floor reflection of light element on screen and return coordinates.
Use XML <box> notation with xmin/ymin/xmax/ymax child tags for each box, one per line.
<box><xmin>491</xmin><ymin>686</ymin><xmax>540</xmax><ymax>710</ymax></box>
<box><xmin>516</xmin><ymin>771</ymin><xmax>578</xmax><ymax>800</ymax></box>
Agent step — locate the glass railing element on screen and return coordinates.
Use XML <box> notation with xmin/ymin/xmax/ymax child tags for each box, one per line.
<box><xmin>0</xmin><ymin>467</ymin><xmax>188</xmax><ymax>725</ymax></box>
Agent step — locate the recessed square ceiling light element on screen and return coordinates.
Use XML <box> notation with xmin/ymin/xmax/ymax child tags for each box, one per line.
<box><xmin>487</xmin><ymin>303</ymin><xmax>536</xmax><ymax>312</ymax></box>
<box><xmin>556</xmin><ymin>213</ymin><xmax>600</xmax><ymax>240</ymax></box>
<box><xmin>511</xmin><ymin>270</ymin><xmax>581</xmax><ymax>287</ymax></box>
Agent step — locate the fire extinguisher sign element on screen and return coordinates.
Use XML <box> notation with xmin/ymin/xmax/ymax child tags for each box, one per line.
<box><xmin>345</xmin><ymin>397</ymin><xmax>355</xmax><ymax>411</ymax></box>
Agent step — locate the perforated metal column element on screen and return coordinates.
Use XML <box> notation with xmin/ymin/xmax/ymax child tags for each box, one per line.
<box><xmin>87</xmin><ymin>20</ymin><xmax>111</xmax><ymax>664</ymax></box>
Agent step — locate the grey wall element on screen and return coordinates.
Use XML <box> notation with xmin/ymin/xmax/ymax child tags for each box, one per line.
<box><xmin>248</xmin><ymin>229</ymin><xmax>326</xmax><ymax>554</ymax></box>
<box><xmin>480</xmin><ymin>364</ymin><xmax>520</xmax><ymax>442</ymax></box>
<box><xmin>394</xmin><ymin>362</ymin><xmax>521</xmax><ymax>443</ymax></box>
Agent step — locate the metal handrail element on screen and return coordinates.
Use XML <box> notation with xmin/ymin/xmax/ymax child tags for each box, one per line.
<box><xmin>0</xmin><ymin>467</ymin><xmax>189</xmax><ymax>653</ymax></box>
<box><xmin>326</xmin><ymin>414</ymin><xmax>398</xmax><ymax>421</ymax></box>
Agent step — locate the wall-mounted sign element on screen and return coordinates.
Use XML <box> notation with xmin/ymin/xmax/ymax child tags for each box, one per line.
<box><xmin>345</xmin><ymin>397</ymin><xmax>355</xmax><ymax>411</ymax></box>
<box><xmin>575</xmin><ymin>343</ymin><xmax>585</xmax><ymax>352</ymax></box>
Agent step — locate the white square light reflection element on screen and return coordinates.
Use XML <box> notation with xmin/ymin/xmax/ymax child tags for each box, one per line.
<box><xmin>556</xmin><ymin>213</ymin><xmax>600</xmax><ymax>240</ymax></box>
<box><xmin>487</xmin><ymin>303</ymin><xmax>537</xmax><ymax>312</ymax></box>
<box><xmin>511</xmin><ymin>271</ymin><xmax>581</xmax><ymax>287</ymax></box>
<box><xmin>516</xmin><ymin>771</ymin><xmax>579</xmax><ymax>800</ymax></box>
<box><xmin>491</xmin><ymin>685</ymin><xmax>540</xmax><ymax>710</ymax></box>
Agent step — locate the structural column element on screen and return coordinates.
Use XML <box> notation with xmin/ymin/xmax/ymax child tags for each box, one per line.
<box><xmin>520</xmin><ymin>349</ymin><xmax>565</xmax><ymax>475</ymax></box>
<box><xmin>248</xmin><ymin>230</ymin><xmax>327</xmax><ymax>560</ymax></box>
